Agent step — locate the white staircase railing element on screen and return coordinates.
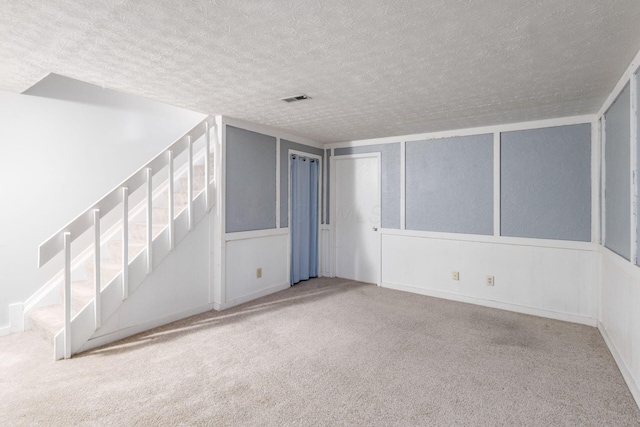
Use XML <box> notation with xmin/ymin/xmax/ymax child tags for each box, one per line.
<box><xmin>36</xmin><ymin>116</ymin><xmax>216</xmax><ymax>359</ymax></box>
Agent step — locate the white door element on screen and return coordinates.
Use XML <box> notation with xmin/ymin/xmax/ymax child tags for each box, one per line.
<box><xmin>333</xmin><ymin>154</ymin><xmax>381</xmax><ymax>284</ymax></box>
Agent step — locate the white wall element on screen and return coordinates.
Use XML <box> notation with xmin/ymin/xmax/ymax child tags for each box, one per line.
<box><xmin>224</xmin><ymin>232</ymin><xmax>288</xmax><ymax>308</ymax></box>
<box><xmin>599</xmin><ymin>248</ymin><xmax>640</xmax><ymax>404</ymax></box>
<box><xmin>382</xmin><ymin>233</ymin><xmax>597</xmax><ymax>325</ymax></box>
<box><xmin>0</xmin><ymin>79</ymin><xmax>205</xmax><ymax>327</ymax></box>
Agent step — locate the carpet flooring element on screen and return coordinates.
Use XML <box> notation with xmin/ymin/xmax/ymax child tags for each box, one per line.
<box><xmin>1</xmin><ymin>277</ymin><xmax>639</xmax><ymax>426</ymax></box>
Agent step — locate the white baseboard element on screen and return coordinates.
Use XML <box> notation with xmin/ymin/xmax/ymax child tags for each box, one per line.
<box><xmin>215</xmin><ymin>282</ymin><xmax>290</xmax><ymax>311</ymax></box>
<box><xmin>9</xmin><ymin>303</ymin><xmax>24</xmax><ymax>334</ymax></box>
<box><xmin>381</xmin><ymin>282</ymin><xmax>597</xmax><ymax>327</ymax></box>
<box><xmin>0</xmin><ymin>324</ymin><xmax>10</xmax><ymax>337</ymax></box>
<box><xmin>77</xmin><ymin>303</ymin><xmax>216</xmax><ymax>354</ymax></box>
<box><xmin>597</xmin><ymin>321</ymin><xmax>640</xmax><ymax>409</ymax></box>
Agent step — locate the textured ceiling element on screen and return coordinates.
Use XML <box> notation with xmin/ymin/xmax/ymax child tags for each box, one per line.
<box><xmin>2</xmin><ymin>1</ymin><xmax>640</xmax><ymax>143</ymax></box>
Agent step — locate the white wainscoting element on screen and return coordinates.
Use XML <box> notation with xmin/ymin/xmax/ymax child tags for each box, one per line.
<box><xmin>320</xmin><ymin>225</ymin><xmax>332</xmax><ymax>277</ymax></box>
<box><xmin>599</xmin><ymin>247</ymin><xmax>640</xmax><ymax>406</ymax></box>
<box><xmin>381</xmin><ymin>233</ymin><xmax>598</xmax><ymax>325</ymax></box>
<box><xmin>224</xmin><ymin>233</ymin><xmax>288</xmax><ymax>308</ymax></box>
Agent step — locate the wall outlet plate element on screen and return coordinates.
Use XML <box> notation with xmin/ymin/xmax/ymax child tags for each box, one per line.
<box><xmin>257</xmin><ymin>268</ymin><xmax>262</xmax><ymax>278</ymax></box>
<box><xmin>452</xmin><ymin>271</ymin><xmax>459</xmax><ymax>281</ymax></box>
<box><xmin>486</xmin><ymin>275</ymin><xmax>494</xmax><ymax>286</ymax></box>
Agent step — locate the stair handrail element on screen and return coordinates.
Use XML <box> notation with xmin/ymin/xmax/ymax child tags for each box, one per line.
<box><xmin>38</xmin><ymin>116</ymin><xmax>215</xmax><ymax>268</ymax></box>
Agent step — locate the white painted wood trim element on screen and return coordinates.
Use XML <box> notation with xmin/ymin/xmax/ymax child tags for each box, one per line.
<box><xmin>327</xmin><ymin>115</ymin><xmax>595</xmax><ymax>149</ymax></box>
<box><xmin>225</xmin><ymin>228</ymin><xmax>289</xmax><ymax>242</ymax></box>
<box><xmin>631</xmin><ymin>72</ymin><xmax>638</xmax><ymax>265</ymax></box>
<box><xmin>382</xmin><ymin>281</ymin><xmax>597</xmax><ymax>327</ymax></box>
<box><xmin>600</xmin><ymin>244</ymin><xmax>640</xmax><ymax>281</ymax></box>
<box><xmin>597</xmin><ymin>47</ymin><xmax>640</xmax><ymax>118</ymax></box>
<box><xmin>329</xmin><ymin>148</ymin><xmax>335</xmax><ymax>277</ymax></box>
<box><xmin>9</xmin><ymin>303</ymin><xmax>24</xmax><ymax>334</ymax></box>
<box><xmin>121</xmin><ymin>187</ymin><xmax>129</xmax><ymax>300</ymax></box>
<box><xmin>219</xmin><ymin>119</ymin><xmax>227</xmax><ymax>305</ymax></box>
<box><xmin>323</xmin><ymin>148</ymin><xmax>328</xmax><ymax>225</ymax></box>
<box><xmin>592</xmin><ymin>119</ymin><xmax>601</xmax><ymax>244</ymax></box>
<box><xmin>187</xmin><ymin>136</ymin><xmax>194</xmax><ymax>230</ymax></box>
<box><xmin>0</xmin><ymin>325</ymin><xmax>9</xmax><ymax>336</ymax></box>
<box><xmin>276</xmin><ymin>137</ymin><xmax>281</xmax><ymax>229</ymax></box>
<box><xmin>168</xmin><ymin>150</ymin><xmax>175</xmax><ymax>249</ymax></box>
<box><xmin>204</xmin><ymin>122</ymin><xmax>211</xmax><ymax>211</ymax></box>
<box><xmin>400</xmin><ymin>141</ymin><xmax>406</xmax><ymax>230</ymax></box>
<box><xmin>221</xmin><ymin>116</ymin><xmax>324</xmax><ymax>149</ymax></box>
<box><xmin>493</xmin><ymin>132</ymin><xmax>501</xmax><ymax>237</ymax></box>
<box><xmin>63</xmin><ymin>231</ymin><xmax>71</xmax><ymax>359</ymax></box>
<box><xmin>601</xmin><ymin>117</ymin><xmax>607</xmax><ymax>246</ymax></box>
<box><xmin>379</xmin><ymin>228</ymin><xmax>596</xmax><ymax>252</ymax></box>
<box><xmin>597</xmin><ymin>321</ymin><xmax>640</xmax><ymax>409</ymax></box>
<box><xmin>145</xmin><ymin>168</ymin><xmax>153</xmax><ymax>274</ymax></box>
<box><xmin>93</xmin><ymin>209</ymin><xmax>101</xmax><ymax>330</ymax></box>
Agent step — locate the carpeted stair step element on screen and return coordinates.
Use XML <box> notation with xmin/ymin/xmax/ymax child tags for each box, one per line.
<box><xmin>105</xmin><ymin>238</ymin><xmax>146</xmax><ymax>263</ymax></box>
<box><xmin>28</xmin><ymin>304</ymin><xmax>63</xmax><ymax>344</ymax></box>
<box><xmin>129</xmin><ymin>221</ymin><xmax>167</xmax><ymax>241</ymax></box>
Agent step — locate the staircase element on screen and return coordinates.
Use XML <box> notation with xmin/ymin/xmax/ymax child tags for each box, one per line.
<box><xmin>24</xmin><ymin>117</ymin><xmax>216</xmax><ymax>359</ymax></box>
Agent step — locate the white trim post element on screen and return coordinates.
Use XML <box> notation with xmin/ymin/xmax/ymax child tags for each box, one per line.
<box><xmin>93</xmin><ymin>209</ymin><xmax>101</xmax><ymax>330</ymax></box>
<box><xmin>205</xmin><ymin>122</ymin><xmax>212</xmax><ymax>211</ymax></box>
<box><xmin>601</xmin><ymin>117</ymin><xmax>607</xmax><ymax>247</ymax></box>
<box><xmin>63</xmin><ymin>231</ymin><xmax>71</xmax><ymax>359</ymax></box>
<box><xmin>630</xmin><ymin>72</ymin><xmax>638</xmax><ymax>264</ymax></box>
<box><xmin>146</xmin><ymin>168</ymin><xmax>153</xmax><ymax>273</ymax></box>
<box><xmin>494</xmin><ymin>132</ymin><xmax>501</xmax><ymax>237</ymax></box>
<box><xmin>187</xmin><ymin>136</ymin><xmax>194</xmax><ymax>230</ymax></box>
<box><xmin>276</xmin><ymin>137</ymin><xmax>281</xmax><ymax>229</ymax></box>
<box><xmin>400</xmin><ymin>141</ymin><xmax>406</xmax><ymax>230</ymax></box>
<box><xmin>168</xmin><ymin>150</ymin><xmax>175</xmax><ymax>249</ymax></box>
<box><xmin>121</xmin><ymin>187</ymin><xmax>129</xmax><ymax>300</ymax></box>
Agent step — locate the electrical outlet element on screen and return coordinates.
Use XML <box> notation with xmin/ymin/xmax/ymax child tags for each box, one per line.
<box><xmin>486</xmin><ymin>275</ymin><xmax>494</xmax><ymax>286</ymax></box>
<box><xmin>256</xmin><ymin>268</ymin><xmax>262</xmax><ymax>278</ymax></box>
<box><xmin>452</xmin><ymin>271</ymin><xmax>459</xmax><ymax>281</ymax></box>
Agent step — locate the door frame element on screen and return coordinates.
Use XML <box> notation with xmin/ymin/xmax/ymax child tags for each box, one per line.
<box><xmin>287</xmin><ymin>149</ymin><xmax>323</xmax><ymax>284</ymax></box>
<box><xmin>331</xmin><ymin>152</ymin><xmax>382</xmax><ymax>285</ymax></box>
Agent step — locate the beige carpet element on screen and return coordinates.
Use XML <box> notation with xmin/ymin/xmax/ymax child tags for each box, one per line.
<box><xmin>1</xmin><ymin>278</ymin><xmax>638</xmax><ymax>426</ymax></box>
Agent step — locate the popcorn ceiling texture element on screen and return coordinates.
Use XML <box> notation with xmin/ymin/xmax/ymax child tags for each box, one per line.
<box><xmin>2</xmin><ymin>0</ymin><xmax>640</xmax><ymax>143</ymax></box>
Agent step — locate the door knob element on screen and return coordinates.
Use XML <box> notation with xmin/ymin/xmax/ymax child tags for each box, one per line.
<box><xmin>373</xmin><ymin>226</ymin><xmax>378</xmax><ymax>231</ymax></box>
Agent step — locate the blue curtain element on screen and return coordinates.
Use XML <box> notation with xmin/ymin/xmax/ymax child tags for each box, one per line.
<box><xmin>290</xmin><ymin>154</ymin><xmax>319</xmax><ymax>285</ymax></box>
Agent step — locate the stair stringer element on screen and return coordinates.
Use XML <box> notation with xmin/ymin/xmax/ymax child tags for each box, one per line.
<box><xmin>54</xmin><ymin>191</ymin><xmax>213</xmax><ymax>359</ymax></box>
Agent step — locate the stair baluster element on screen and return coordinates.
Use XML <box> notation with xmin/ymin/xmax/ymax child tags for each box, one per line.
<box><xmin>187</xmin><ymin>136</ymin><xmax>194</xmax><ymax>230</ymax></box>
<box><xmin>63</xmin><ymin>232</ymin><xmax>71</xmax><ymax>359</ymax></box>
<box><xmin>146</xmin><ymin>168</ymin><xmax>153</xmax><ymax>274</ymax></box>
<box><xmin>122</xmin><ymin>187</ymin><xmax>129</xmax><ymax>300</ymax></box>
<box><xmin>168</xmin><ymin>150</ymin><xmax>175</xmax><ymax>250</ymax></box>
<box><xmin>93</xmin><ymin>209</ymin><xmax>101</xmax><ymax>330</ymax></box>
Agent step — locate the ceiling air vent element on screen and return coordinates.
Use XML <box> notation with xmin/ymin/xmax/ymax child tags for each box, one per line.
<box><xmin>281</xmin><ymin>94</ymin><xmax>310</xmax><ymax>103</ymax></box>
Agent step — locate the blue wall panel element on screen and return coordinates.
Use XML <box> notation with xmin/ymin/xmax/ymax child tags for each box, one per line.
<box><xmin>501</xmin><ymin>124</ymin><xmax>591</xmax><ymax>242</ymax></box>
<box><xmin>225</xmin><ymin>126</ymin><xmax>277</xmax><ymax>233</ymax></box>
<box><xmin>605</xmin><ymin>86</ymin><xmax>631</xmax><ymax>258</ymax></box>
<box><xmin>406</xmin><ymin>134</ymin><xmax>494</xmax><ymax>235</ymax></box>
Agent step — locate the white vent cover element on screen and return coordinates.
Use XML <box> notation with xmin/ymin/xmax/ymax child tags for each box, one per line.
<box><xmin>281</xmin><ymin>94</ymin><xmax>310</xmax><ymax>103</ymax></box>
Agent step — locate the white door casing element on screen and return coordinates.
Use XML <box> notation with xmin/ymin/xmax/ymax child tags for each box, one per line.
<box><xmin>332</xmin><ymin>153</ymin><xmax>381</xmax><ymax>285</ymax></box>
